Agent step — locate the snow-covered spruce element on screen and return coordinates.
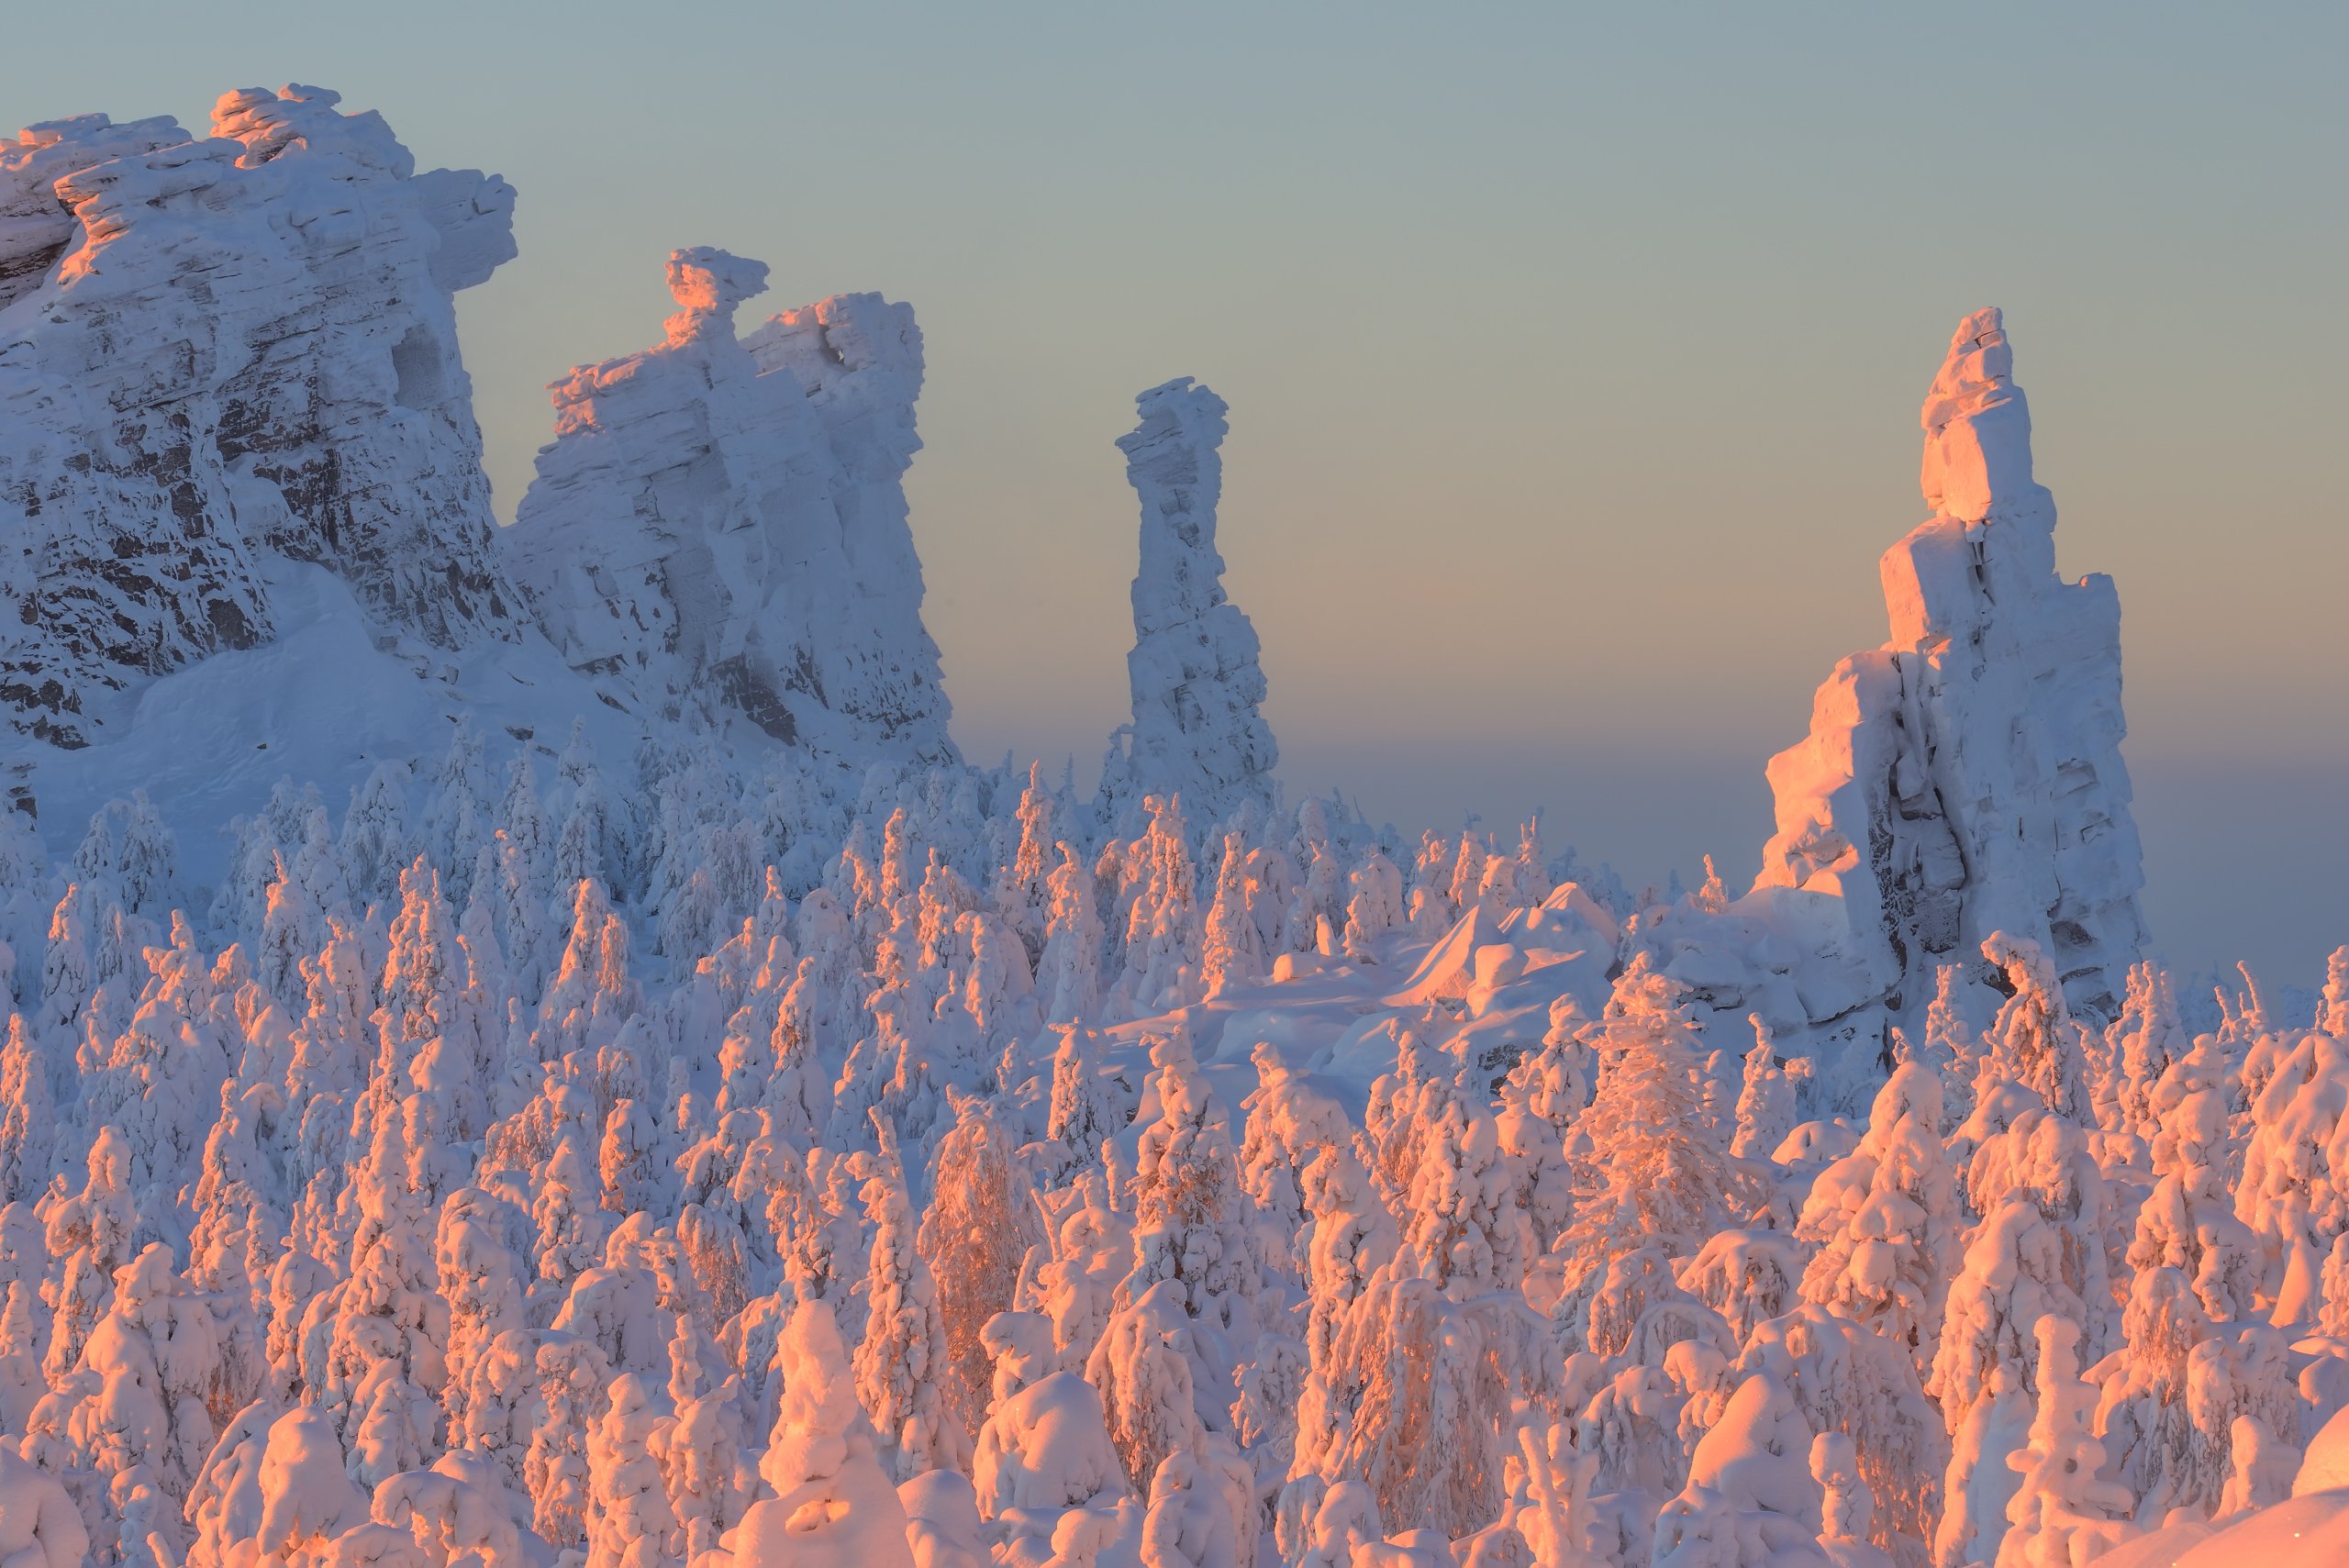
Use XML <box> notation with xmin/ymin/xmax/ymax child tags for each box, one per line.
<box><xmin>2</xmin><ymin>730</ymin><xmax>2335</xmax><ymax>1567</ymax></box>
<box><xmin>6</xmin><ymin>125</ymin><xmax>2343</xmax><ymax>1568</ymax></box>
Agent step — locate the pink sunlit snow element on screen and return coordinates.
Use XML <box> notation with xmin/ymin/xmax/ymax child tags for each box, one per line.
<box><xmin>0</xmin><ymin>79</ymin><xmax>2342</xmax><ymax>1568</ymax></box>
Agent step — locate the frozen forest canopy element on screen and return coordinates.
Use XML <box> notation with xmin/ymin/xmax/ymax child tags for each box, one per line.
<box><xmin>0</xmin><ymin>80</ymin><xmax>2345</xmax><ymax>1568</ymax></box>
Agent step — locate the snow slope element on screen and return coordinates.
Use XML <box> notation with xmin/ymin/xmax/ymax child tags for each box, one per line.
<box><xmin>13</xmin><ymin>558</ymin><xmax>644</xmax><ymax>889</ymax></box>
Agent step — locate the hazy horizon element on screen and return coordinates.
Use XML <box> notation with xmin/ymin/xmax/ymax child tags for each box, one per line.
<box><xmin>6</xmin><ymin>2</ymin><xmax>2341</xmax><ymax>980</ymax></box>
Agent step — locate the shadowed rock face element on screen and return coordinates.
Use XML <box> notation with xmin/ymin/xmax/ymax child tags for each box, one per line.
<box><xmin>505</xmin><ymin>247</ymin><xmax>956</xmax><ymax>768</ymax></box>
<box><xmin>0</xmin><ymin>86</ymin><xmax>525</xmax><ymax>748</ymax></box>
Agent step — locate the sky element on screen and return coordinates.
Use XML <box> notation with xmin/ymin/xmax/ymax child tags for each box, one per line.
<box><xmin>4</xmin><ymin>3</ymin><xmax>2343</xmax><ymax>981</ymax></box>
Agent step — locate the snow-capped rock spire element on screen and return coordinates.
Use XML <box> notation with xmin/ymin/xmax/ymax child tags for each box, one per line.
<box><xmin>1754</xmin><ymin>308</ymin><xmax>2146</xmax><ymax>1026</ymax></box>
<box><xmin>663</xmin><ymin>244</ymin><xmax>770</xmax><ymax>328</ymax></box>
<box><xmin>1918</xmin><ymin>306</ymin><xmax>2042</xmax><ymax>528</ymax></box>
<box><xmin>1099</xmin><ymin>376</ymin><xmax>1278</xmax><ymax>826</ymax></box>
<box><xmin>0</xmin><ymin>86</ymin><xmax>528</xmax><ymax>748</ymax></box>
<box><xmin>505</xmin><ymin>247</ymin><xmax>955</xmax><ymax>764</ymax></box>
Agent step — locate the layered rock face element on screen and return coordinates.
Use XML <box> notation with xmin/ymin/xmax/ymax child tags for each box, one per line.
<box><xmin>1753</xmin><ymin>308</ymin><xmax>2146</xmax><ymax>1022</ymax></box>
<box><xmin>505</xmin><ymin>248</ymin><xmax>955</xmax><ymax>765</ymax></box>
<box><xmin>1099</xmin><ymin>376</ymin><xmax>1278</xmax><ymax>826</ymax></box>
<box><xmin>0</xmin><ymin>85</ymin><xmax>525</xmax><ymax>747</ymax></box>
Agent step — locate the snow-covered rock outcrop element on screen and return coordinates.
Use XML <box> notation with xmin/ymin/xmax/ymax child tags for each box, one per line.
<box><xmin>504</xmin><ymin>247</ymin><xmax>955</xmax><ymax>766</ymax></box>
<box><xmin>1097</xmin><ymin>376</ymin><xmax>1277</xmax><ymax>827</ymax></box>
<box><xmin>0</xmin><ymin>85</ymin><xmax>526</xmax><ymax>749</ymax></box>
<box><xmin>1752</xmin><ymin>307</ymin><xmax>2146</xmax><ymax>1025</ymax></box>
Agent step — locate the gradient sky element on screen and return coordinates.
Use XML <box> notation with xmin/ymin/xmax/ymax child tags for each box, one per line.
<box><xmin>5</xmin><ymin>3</ymin><xmax>2343</xmax><ymax>981</ymax></box>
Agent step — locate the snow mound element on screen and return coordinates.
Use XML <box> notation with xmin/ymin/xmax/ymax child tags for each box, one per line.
<box><xmin>2295</xmin><ymin>1401</ymin><xmax>2349</xmax><ymax>1496</ymax></box>
<box><xmin>2099</xmin><ymin>1489</ymin><xmax>2349</xmax><ymax>1568</ymax></box>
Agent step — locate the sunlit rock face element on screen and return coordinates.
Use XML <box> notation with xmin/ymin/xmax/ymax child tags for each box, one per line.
<box><xmin>1753</xmin><ymin>307</ymin><xmax>2146</xmax><ymax>1024</ymax></box>
<box><xmin>1097</xmin><ymin>375</ymin><xmax>1278</xmax><ymax>827</ymax></box>
<box><xmin>505</xmin><ymin>247</ymin><xmax>956</xmax><ymax>766</ymax></box>
<box><xmin>0</xmin><ymin>85</ymin><xmax>525</xmax><ymax>747</ymax></box>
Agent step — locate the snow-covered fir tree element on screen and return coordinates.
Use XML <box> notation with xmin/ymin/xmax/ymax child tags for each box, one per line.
<box><xmin>0</xmin><ymin>221</ymin><xmax>2335</xmax><ymax>1568</ymax></box>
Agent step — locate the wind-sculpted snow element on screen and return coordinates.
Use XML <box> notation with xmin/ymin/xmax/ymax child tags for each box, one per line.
<box><xmin>0</xmin><ymin>87</ymin><xmax>526</xmax><ymax>750</ymax></box>
<box><xmin>505</xmin><ymin>247</ymin><xmax>955</xmax><ymax>766</ymax></box>
<box><xmin>1099</xmin><ymin>377</ymin><xmax>1279</xmax><ymax>827</ymax></box>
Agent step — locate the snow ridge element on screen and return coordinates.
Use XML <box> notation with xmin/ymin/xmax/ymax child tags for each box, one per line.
<box><xmin>505</xmin><ymin>247</ymin><xmax>955</xmax><ymax>766</ymax></box>
<box><xmin>0</xmin><ymin>86</ymin><xmax>527</xmax><ymax>749</ymax></box>
<box><xmin>1100</xmin><ymin>377</ymin><xmax>1279</xmax><ymax>827</ymax></box>
<box><xmin>1753</xmin><ymin>307</ymin><xmax>2146</xmax><ymax>1026</ymax></box>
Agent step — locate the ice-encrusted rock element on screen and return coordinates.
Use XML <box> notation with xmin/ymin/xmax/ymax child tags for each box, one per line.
<box><xmin>1750</xmin><ymin>308</ymin><xmax>2145</xmax><ymax>1026</ymax></box>
<box><xmin>505</xmin><ymin>246</ymin><xmax>955</xmax><ymax>764</ymax></box>
<box><xmin>0</xmin><ymin>85</ymin><xmax>526</xmax><ymax>747</ymax></box>
<box><xmin>1097</xmin><ymin>376</ymin><xmax>1277</xmax><ymax>827</ymax></box>
<box><xmin>0</xmin><ymin>114</ymin><xmax>182</xmax><ymax>312</ymax></box>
